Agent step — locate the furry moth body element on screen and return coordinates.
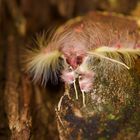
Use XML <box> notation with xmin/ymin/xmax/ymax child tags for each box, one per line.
<box><xmin>25</xmin><ymin>13</ymin><xmax>140</xmax><ymax>98</ymax></box>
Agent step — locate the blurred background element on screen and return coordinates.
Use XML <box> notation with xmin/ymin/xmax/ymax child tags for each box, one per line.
<box><xmin>1</xmin><ymin>0</ymin><xmax>140</xmax><ymax>35</ymax></box>
<box><xmin>0</xmin><ymin>0</ymin><xmax>140</xmax><ymax>140</ymax></box>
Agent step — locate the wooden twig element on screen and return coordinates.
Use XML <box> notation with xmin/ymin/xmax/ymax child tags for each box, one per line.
<box><xmin>4</xmin><ymin>34</ymin><xmax>32</xmax><ymax>139</ymax></box>
<box><xmin>4</xmin><ymin>35</ymin><xmax>20</xmax><ymax>135</ymax></box>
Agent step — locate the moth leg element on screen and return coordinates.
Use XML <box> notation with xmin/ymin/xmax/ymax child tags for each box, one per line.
<box><xmin>82</xmin><ymin>91</ymin><xmax>86</xmax><ymax>107</ymax></box>
<box><xmin>57</xmin><ymin>95</ymin><xmax>65</xmax><ymax>111</ymax></box>
<box><xmin>74</xmin><ymin>79</ymin><xmax>79</xmax><ymax>100</ymax></box>
<box><xmin>55</xmin><ymin>108</ymin><xmax>65</xmax><ymax>128</ymax></box>
<box><xmin>57</xmin><ymin>83</ymin><xmax>72</xmax><ymax>111</ymax></box>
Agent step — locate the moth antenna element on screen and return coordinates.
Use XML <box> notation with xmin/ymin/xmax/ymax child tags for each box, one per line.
<box><xmin>24</xmin><ymin>33</ymin><xmax>64</xmax><ymax>86</ymax></box>
<box><xmin>88</xmin><ymin>46</ymin><xmax>140</xmax><ymax>69</ymax></box>
<box><xmin>88</xmin><ymin>51</ymin><xmax>130</xmax><ymax>69</ymax></box>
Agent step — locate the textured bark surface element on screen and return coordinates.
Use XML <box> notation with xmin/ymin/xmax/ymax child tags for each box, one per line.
<box><xmin>4</xmin><ymin>30</ymin><xmax>32</xmax><ymax>139</ymax></box>
<box><xmin>56</xmin><ymin>60</ymin><xmax>140</xmax><ymax>140</ymax></box>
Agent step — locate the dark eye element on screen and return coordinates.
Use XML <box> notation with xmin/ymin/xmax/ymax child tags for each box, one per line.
<box><xmin>68</xmin><ymin>66</ymin><xmax>73</xmax><ymax>72</ymax></box>
<box><xmin>79</xmin><ymin>75</ymin><xmax>83</xmax><ymax>80</ymax></box>
<box><xmin>76</xmin><ymin>56</ymin><xmax>83</xmax><ymax>65</ymax></box>
<box><xmin>66</xmin><ymin>58</ymin><xmax>71</xmax><ymax>65</ymax></box>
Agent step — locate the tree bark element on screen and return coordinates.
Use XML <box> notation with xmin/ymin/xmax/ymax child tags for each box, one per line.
<box><xmin>4</xmin><ymin>33</ymin><xmax>32</xmax><ymax>140</ymax></box>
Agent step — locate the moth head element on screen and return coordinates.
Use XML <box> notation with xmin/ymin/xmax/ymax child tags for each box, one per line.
<box><xmin>61</xmin><ymin>45</ymin><xmax>87</xmax><ymax>69</ymax></box>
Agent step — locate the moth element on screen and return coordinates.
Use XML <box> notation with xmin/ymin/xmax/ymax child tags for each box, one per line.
<box><xmin>24</xmin><ymin>13</ymin><xmax>140</xmax><ymax>107</ymax></box>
